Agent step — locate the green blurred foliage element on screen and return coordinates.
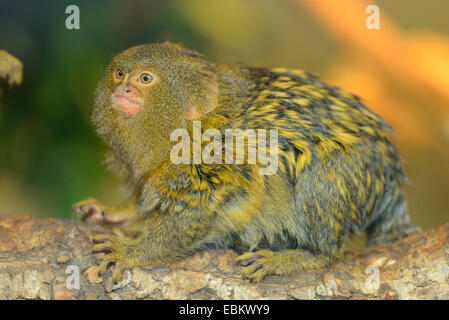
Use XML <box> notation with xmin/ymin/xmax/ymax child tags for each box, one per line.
<box><xmin>0</xmin><ymin>0</ymin><xmax>447</xmax><ymax>228</ymax></box>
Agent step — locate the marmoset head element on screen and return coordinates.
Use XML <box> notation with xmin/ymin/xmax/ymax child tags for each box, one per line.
<box><xmin>92</xmin><ymin>42</ymin><xmax>221</xmax><ymax>171</ymax></box>
<box><xmin>95</xmin><ymin>42</ymin><xmax>219</xmax><ymax>120</ymax></box>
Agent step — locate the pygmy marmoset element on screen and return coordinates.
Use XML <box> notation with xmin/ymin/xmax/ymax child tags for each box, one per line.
<box><xmin>72</xmin><ymin>42</ymin><xmax>419</xmax><ymax>282</ymax></box>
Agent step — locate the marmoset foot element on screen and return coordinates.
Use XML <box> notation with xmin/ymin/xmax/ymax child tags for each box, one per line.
<box><xmin>71</xmin><ymin>198</ymin><xmax>135</xmax><ymax>228</ymax></box>
<box><xmin>92</xmin><ymin>228</ymin><xmax>142</xmax><ymax>283</ymax></box>
<box><xmin>236</xmin><ymin>249</ymin><xmax>337</xmax><ymax>282</ymax></box>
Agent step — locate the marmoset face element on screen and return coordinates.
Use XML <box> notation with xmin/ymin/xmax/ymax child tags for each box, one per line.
<box><xmin>92</xmin><ymin>43</ymin><xmax>221</xmax><ymax>172</ymax></box>
<box><xmin>110</xmin><ymin>67</ymin><xmax>158</xmax><ymax>117</ymax></box>
<box><xmin>99</xmin><ymin>43</ymin><xmax>219</xmax><ymax>124</ymax></box>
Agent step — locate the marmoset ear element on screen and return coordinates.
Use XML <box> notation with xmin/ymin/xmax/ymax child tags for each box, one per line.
<box><xmin>183</xmin><ymin>72</ymin><xmax>219</xmax><ymax>120</ymax></box>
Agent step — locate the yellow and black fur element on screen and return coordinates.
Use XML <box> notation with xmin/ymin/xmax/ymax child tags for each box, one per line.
<box><xmin>73</xmin><ymin>42</ymin><xmax>419</xmax><ymax>282</ymax></box>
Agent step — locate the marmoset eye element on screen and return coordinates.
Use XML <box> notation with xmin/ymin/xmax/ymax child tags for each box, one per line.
<box><xmin>115</xmin><ymin>69</ymin><xmax>125</xmax><ymax>80</ymax></box>
<box><xmin>139</xmin><ymin>72</ymin><xmax>153</xmax><ymax>84</ymax></box>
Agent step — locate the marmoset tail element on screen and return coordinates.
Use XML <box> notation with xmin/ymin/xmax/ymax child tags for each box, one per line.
<box><xmin>72</xmin><ymin>42</ymin><xmax>419</xmax><ymax>282</ymax></box>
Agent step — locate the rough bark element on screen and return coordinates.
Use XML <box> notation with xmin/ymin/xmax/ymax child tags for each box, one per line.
<box><xmin>0</xmin><ymin>216</ymin><xmax>447</xmax><ymax>300</ymax></box>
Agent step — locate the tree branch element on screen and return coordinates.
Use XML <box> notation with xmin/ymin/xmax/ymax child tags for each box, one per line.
<box><xmin>0</xmin><ymin>216</ymin><xmax>447</xmax><ymax>299</ymax></box>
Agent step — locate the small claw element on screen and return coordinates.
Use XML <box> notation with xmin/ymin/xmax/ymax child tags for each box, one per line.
<box><xmin>112</xmin><ymin>263</ymin><xmax>124</xmax><ymax>283</ymax></box>
<box><xmin>236</xmin><ymin>255</ymin><xmax>260</xmax><ymax>266</ymax></box>
<box><xmin>112</xmin><ymin>227</ymin><xmax>126</xmax><ymax>239</ymax></box>
<box><xmin>243</xmin><ymin>268</ymin><xmax>266</xmax><ymax>283</ymax></box>
<box><xmin>71</xmin><ymin>198</ymin><xmax>105</xmax><ymax>222</ymax></box>
<box><xmin>236</xmin><ymin>251</ymin><xmax>266</xmax><ymax>265</ymax></box>
<box><xmin>237</xmin><ymin>250</ymin><xmax>276</xmax><ymax>282</ymax></box>
<box><xmin>92</xmin><ymin>241</ymin><xmax>113</xmax><ymax>252</ymax></box>
<box><xmin>92</xmin><ymin>233</ymin><xmax>114</xmax><ymax>243</ymax></box>
<box><xmin>97</xmin><ymin>258</ymin><xmax>111</xmax><ymax>276</ymax></box>
<box><xmin>241</xmin><ymin>259</ymin><xmax>275</xmax><ymax>283</ymax></box>
<box><xmin>247</xmin><ymin>262</ymin><xmax>264</xmax><ymax>275</ymax></box>
<box><xmin>70</xmin><ymin>206</ymin><xmax>81</xmax><ymax>218</ymax></box>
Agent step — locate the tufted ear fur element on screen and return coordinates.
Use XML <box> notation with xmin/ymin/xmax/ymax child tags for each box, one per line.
<box><xmin>183</xmin><ymin>71</ymin><xmax>219</xmax><ymax>120</ymax></box>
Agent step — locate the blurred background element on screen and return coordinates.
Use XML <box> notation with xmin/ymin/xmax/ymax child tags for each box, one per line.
<box><xmin>0</xmin><ymin>0</ymin><xmax>448</xmax><ymax>230</ymax></box>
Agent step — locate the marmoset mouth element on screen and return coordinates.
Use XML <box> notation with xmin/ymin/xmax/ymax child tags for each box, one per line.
<box><xmin>112</xmin><ymin>94</ymin><xmax>143</xmax><ymax>117</ymax></box>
